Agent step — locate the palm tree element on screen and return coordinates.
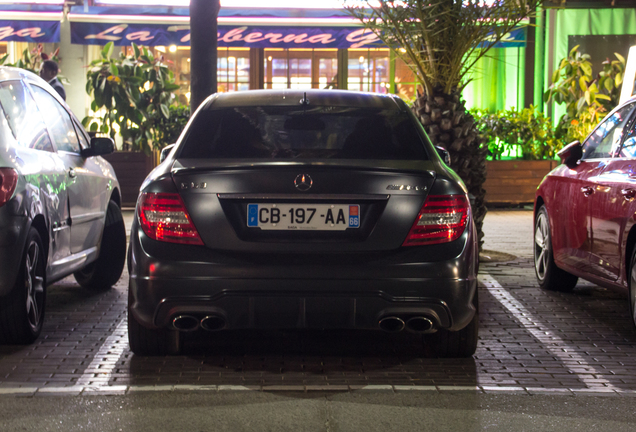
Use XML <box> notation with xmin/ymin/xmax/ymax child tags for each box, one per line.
<box><xmin>345</xmin><ymin>0</ymin><xmax>541</xmax><ymax>248</ymax></box>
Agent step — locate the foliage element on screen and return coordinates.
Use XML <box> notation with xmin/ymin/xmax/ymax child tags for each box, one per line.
<box><xmin>83</xmin><ymin>42</ymin><xmax>181</xmax><ymax>153</ymax></box>
<box><xmin>145</xmin><ymin>104</ymin><xmax>190</xmax><ymax>146</ymax></box>
<box><xmin>344</xmin><ymin>0</ymin><xmax>542</xmax><ymax>98</ymax></box>
<box><xmin>544</xmin><ymin>45</ymin><xmax>625</xmax><ymax>143</ymax></box>
<box><xmin>0</xmin><ymin>44</ymin><xmax>67</xmax><ymax>83</ymax></box>
<box><xmin>472</xmin><ymin>107</ymin><xmax>565</xmax><ymax>160</ymax></box>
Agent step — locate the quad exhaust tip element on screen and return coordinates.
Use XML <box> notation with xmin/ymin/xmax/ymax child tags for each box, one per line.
<box><xmin>406</xmin><ymin>317</ymin><xmax>434</xmax><ymax>333</ymax></box>
<box><xmin>378</xmin><ymin>316</ymin><xmax>405</xmax><ymax>332</ymax></box>
<box><xmin>172</xmin><ymin>315</ymin><xmax>200</xmax><ymax>332</ymax></box>
<box><xmin>379</xmin><ymin>316</ymin><xmax>436</xmax><ymax>333</ymax></box>
<box><xmin>200</xmin><ymin>315</ymin><xmax>226</xmax><ymax>331</ymax></box>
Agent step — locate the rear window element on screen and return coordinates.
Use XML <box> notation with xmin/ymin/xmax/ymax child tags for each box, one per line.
<box><xmin>178</xmin><ymin>106</ymin><xmax>428</xmax><ymax>160</ymax></box>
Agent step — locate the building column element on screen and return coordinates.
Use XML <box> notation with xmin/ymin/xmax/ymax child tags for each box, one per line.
<box><xmin>59</xmin><ymin>5</ymin><xmax>87</xmax><ymax>118</ymax></box>
<box><xmin>524</xmin><ymin>17</ymin><xmax>535</xmax><ymax>108</ymax></box>
<box><xmin>546</xmin><ymin>8</ymin><xmax>557</xmax><ymax>118</ymax></box>
<box><xmin>534</xmin><ymin>7</ymin><xmax>546</xmax><ymax>110</ymax></box>
<box><xmin>337</xmin><ymin>49</ymin><xmax>348</xmax><ymax>90</ymax></box>
<box><xmin>249</xmin><ymin>48</ymin><xmax>264</xmax><ymax>90</ymax></box>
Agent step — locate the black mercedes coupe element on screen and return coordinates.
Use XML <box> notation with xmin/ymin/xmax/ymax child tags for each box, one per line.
<box><xmin>127</xmin><ymin>89</ymin><xmax>479</xmax><ymax>357</ymax></box>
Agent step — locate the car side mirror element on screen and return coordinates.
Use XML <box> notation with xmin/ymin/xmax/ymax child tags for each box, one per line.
<box><xmin>557</xmin><ymin>140</ymin><xmax>583</xmax><ymax>169</ymax></box>
<box><xmin>81</xmin><ymin>137</ymin><xmax>115</xmax><ymax>158</ymax></box>
<box><xmin>160</xmin><ymin>144</ymin><xmax>176</xmax><ymax>163</ymax></box>
<box><xmin>435</xmin><ymin>146</ymin><xmax>451</xmax><ymax>165</ymax></box>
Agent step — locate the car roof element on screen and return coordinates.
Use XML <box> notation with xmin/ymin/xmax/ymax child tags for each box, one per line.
<box><xmin>203</xmin><ymin>89</ymin><xmax>404</xmax><ymax>111</ymax></box>
<box><xmin>0</xmin><ymin>65</ymin><xmax>73</xmax><ymax>113</ymax></box>
<box><xmin>0</xmin><ymin>66</ymin><xmax>28</xmax><ymax>81</ymax></box>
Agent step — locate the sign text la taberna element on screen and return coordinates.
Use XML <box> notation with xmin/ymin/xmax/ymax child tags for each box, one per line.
<box><xmin>70</xmin><ymin>23</ymin><xmax>383</xmax><ymax>49</ymax></box>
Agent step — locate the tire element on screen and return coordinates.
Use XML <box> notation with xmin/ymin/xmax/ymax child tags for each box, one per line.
<box><xmin>534</xmin><ymin>205</ymin><xmax>578</xmax><ymax>292</ymax></box>
<box><xmin>0</xmin><ymin>228</ymin><xmax>46</xmax><ymax>344</ymax></box>
<box><xmin>422</xmin><ymin>289</ymin><xmax>478</xmax><ymax>358</ymax></box>
<box><xmin>128</xmin><ymin>309</ymin><xmax>181</xmax><ymax>356</ymax></box>
<box><xmin>74</xmin><ymin>200</ymin><xmax>126</xmax><ymax>290</ymax></box>
<box><xmin>628</xmin><ymin>248</ymin><xmax>636</xmax><ymax>330</ymax></box>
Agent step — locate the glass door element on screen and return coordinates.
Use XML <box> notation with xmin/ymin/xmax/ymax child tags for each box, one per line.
<box><xmin>264</xmin><ymin>49</ymin><xmax>338</xmax><ymax>89</ymax></box>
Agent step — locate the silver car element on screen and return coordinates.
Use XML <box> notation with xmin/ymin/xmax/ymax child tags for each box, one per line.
<box><xmin>0</xmin><ymin>67</ymin><xmax>126</xmax><ymax>344</ymax></box>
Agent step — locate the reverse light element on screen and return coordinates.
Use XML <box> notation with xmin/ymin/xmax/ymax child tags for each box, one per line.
<box><xmin>138</xmin><ymin>193</ymin><xmax>204</xmax><ymax>245</ymax></box>
<box><xmin>0</xmin><ymin>168</ymin><xmax>18</xmax><ymax>207</ymax></box>
<box><xmin>402</xmin><ymin>194</ymin><xmax>470</xmax><ymax>246</ymax></box>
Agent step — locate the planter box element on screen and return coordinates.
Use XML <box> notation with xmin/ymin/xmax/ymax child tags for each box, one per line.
<box><xmin>102</xmin><ymin>152</ymin><xmax>155</xmax><ymax>207</ymax></box>
<box><xmin>484</xmin><ymin>160</ymin><xmax>560</xmax><ymax>206</ymax></box>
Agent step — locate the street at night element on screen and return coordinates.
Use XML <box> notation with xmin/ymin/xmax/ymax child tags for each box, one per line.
<box><xmin>1</xmin><ymin>210</ymin><xmax>635</xmax><ymax>431</ymax></box>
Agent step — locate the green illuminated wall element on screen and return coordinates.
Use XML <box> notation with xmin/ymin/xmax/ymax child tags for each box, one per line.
<box><xmin>463</xmin><ymin>47</ymin><xmax>526</xmax><ymax>112</ymax></box>
<box><xmin>545</xmin><ymin>8</ymin><xmax>636</xmax><ymax>122</ymax></box>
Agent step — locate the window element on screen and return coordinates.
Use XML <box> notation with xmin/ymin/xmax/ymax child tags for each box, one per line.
<box><xmin>581</xmin><ymin>103</ymin><xmax>635</xmax><ymax>160</ymax></box>
<box><xmin>72</xmin><ymin>119</ymin><xmax>90</xmax><ymax>150</ymax></box>
<box><xmin>618</xmin><ymin>107</ymin><xmax>636</xmax><ymax>158</ymax></box>
<box><xmin>0</xmin><ymin>81</ymin><xmax>53</xmax><ymax>152</ymax></box>
<box><xmin>348</xmin><ymin>49</ymin><xmax>390</xmax><ymax>94</ymax></box>
<box><xmin>264</xmin><ymin>49</ymin><xmax>338</xmax><ymax>90</ymax></box>
<box><xmin>179</xmin><ymin>106</ymin><xmax>428</xmax><ymax>161</ymax></box>
<box><xmin>30</xmin><ymin>85</ymin><xmax>80</xmax><ymax>153</ymax></box>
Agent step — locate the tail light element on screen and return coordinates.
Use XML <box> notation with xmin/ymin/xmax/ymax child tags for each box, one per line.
<box><xmin>0</xmin><ymin>168</ymin><xmax>18</xmax><ymax>207</ymax></box>
<box><xmin>138</xmin><ymin>193</ymin><xmax>204</xmax><ymax>245</ymax></box>
<box><xmin>402</xmin><ymin>194</ymin><xmax>470</xmax><ymax>246</ymax></box>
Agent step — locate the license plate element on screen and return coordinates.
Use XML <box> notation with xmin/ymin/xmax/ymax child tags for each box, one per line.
<box><xmin>247</xmin><ymin>204</ymin><xmax>360</xmax><ymax>230</ymax></box>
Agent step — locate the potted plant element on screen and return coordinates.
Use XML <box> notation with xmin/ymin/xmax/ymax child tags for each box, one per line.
<box><xmin>473</xmin><ymin>106</ymin><xmax>563</xmax><ymax>206</ymax></box>
<box><xmin>83</xmin><ymin>42</ymin><xmax>186</xmax><ymax>206</ymax></box>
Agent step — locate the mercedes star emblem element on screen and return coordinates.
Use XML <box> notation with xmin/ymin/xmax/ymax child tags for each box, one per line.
<box><xmin>294</xmin><ymin>174</ymin><xmax>313</xmax><ymax>191</ymax></box>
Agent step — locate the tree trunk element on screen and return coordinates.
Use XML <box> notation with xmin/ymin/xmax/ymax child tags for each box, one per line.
<box><xmin>413</xmin><ymin>87</ymin><xmax>488</xmax><ymax>250</ymax></box>
<box><xmin>189</xmin><ymin>0</ymin><xmax>220</xmax><ymax>114</ymax></box>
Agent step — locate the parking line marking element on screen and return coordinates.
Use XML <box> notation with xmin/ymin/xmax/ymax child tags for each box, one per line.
<box><xmin>76</xmin><ymin>317</ymin><xmax>128</xmax><ymax>387</ymax></box>
<box><xmin>480</xmin><ymin>273</ymin><xmax>619</xmax><ymax>391</ymax></box>
<box><xmin>0</xmin><ymin>385</ymin><xmax>627</xmax><ymax>397</ymax></box>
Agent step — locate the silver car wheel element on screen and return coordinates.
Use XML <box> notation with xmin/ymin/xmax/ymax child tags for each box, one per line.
<box><xmin>534</xmin><ymin>211</ymin><xmax>549</xmax><ymax>282</ymax></box>
<box><xmin>24</xmin><ymin>239</ymin><xmax>45</xmax><ymax>331</ymax></box>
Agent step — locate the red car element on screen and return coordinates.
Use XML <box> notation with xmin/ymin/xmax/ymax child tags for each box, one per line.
<box><xmin>535</xmin><ymin>97</ymin><xmax>636</xmax><ymax>328</ymax></box>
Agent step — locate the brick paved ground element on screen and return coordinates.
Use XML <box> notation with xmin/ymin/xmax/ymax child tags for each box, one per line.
<box><xmin>1</xmin><ymin>209</ymin><xmax>636</xmax><ymax>395</ymax></box>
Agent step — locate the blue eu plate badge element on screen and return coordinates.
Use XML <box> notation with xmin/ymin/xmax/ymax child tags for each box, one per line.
<box><xmin>247</xmin><ymin>204</ymin><xmax>258</xmax><ymax>227</ymax></box>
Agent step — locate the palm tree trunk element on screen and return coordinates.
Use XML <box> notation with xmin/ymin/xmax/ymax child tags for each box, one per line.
<box><xmin>413</xmin><ymin>87</ymin><xmax>487</xmax><ymax>250</ymax></box>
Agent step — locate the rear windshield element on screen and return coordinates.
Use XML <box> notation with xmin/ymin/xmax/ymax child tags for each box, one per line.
<box><xmin>178</xmin><ymin>106</ymin><xmax>429</xmax><ymax>160</ymax></box>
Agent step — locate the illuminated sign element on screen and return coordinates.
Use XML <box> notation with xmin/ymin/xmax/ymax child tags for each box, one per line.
<box><xmin>71</xmin><ymin>22</ymin><xmax>382</xmax><ymax>48</ymax></box>
<box><xmin>0</xmin><ymin>20</ymin><xmax>59</xmax><ymax>42</ymax></box>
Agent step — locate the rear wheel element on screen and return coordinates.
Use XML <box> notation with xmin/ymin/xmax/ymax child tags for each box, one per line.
<box><xmin>0</xmin><ymin>228</ymin><xmax>46</xmax><ymax>344</ymax></box>
<box><xmin>628</xmin><ymin>248</ymin><xmax>636</xmax><ymax>329</ymax></box>
<box><xmin>534</xmin><ymin>205</ymin><xmax>578</xmax><ymax>292</ymax></box>
<box><xmin>422</xmin><ymin>290</ymin><xmax>478</xmax><ymax>358</ymax></box>
<box><xmin>74</xmin><ymin>200</ymin><xmax>126</xmax><ymax>290</ymax></box>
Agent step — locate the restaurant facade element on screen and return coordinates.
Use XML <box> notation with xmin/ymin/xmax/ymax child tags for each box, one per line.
<box><xmin>0</xmin><ymin>1</ymin><xmax>633</xmax><ymax>125</ymax></box>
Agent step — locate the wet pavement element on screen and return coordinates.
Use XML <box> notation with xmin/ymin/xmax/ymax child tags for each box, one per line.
<box><xmin>1</xmin><ymin>209</ymin><xmax>636</xmax><ymax>397</ymax></box>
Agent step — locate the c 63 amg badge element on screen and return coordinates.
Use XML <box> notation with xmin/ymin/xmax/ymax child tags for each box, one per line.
<box><xmin>386</xmin><ymin>185</ymin><xmax>427</xmax><ymax>191</ymax></box>
<box><xmin>181</xmin><ymin>182</ymin><xmax>207</xmax><ymax>190</ymax></box>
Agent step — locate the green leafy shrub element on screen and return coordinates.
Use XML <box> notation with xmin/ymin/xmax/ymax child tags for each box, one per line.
<box><xmin>83</xmin><ymin>42</ymin><xmax>181</xmax><ymax>153</ymax></box>
<box><xmin>472</xmin><ymin>106</ymin><xmax>564</xmax><ymax>160</ymax></box>
<box><xmin>544</xmin><ymin>45</ymin><xmax>625</xmax><ymax>143</ymax></box>
<box><xmin>145</xmin><ymin>104</ymin><xmax>190</xmax><ymax>147</ymax></box>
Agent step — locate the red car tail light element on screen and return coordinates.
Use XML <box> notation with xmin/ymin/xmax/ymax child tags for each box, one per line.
<box><xmin>0</xmin><ymin>168</ymin><xmax>18</xmax><ymax>207</ymax></box>
<box><xmin>138</xmin><ymin>193</ymin><xmax>204</xmax><ymax>245</ymax></box>
<box><xmin>402</xmin><ymin>194</ymin><xmax>470</xmax><ymax>246</ymax></box>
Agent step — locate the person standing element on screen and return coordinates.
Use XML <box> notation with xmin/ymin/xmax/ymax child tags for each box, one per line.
<box><xmin>39</xmin><ymin>60</ymin><xmax>66</xmax><ymax>101</ymax></box>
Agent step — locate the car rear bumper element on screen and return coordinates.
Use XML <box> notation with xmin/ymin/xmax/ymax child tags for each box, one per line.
<box><xmin>0</xmin><ymin>215</ymin><xmax>28</xmax><ymax>297</ymax></box>
<box><xmin>128</xmin><ymin>220</ymin><xmax>479</xmax><ymax>333</ymax></box>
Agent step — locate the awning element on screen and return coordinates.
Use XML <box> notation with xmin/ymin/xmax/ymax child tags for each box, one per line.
<box><xmin>0</xmin><ymin>19</ymin><xmax>60</xmax><ymax>43</ymax></box>
<box><xmin>70</xmin><ymin>22</ymin><xmax>382</xmax><ymax>49</ymax></box>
